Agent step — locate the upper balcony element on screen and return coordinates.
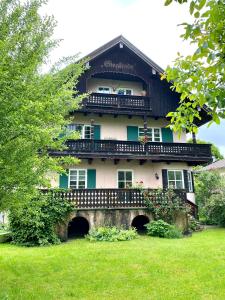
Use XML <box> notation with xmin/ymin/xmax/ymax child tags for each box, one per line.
<box><xmin>50</xmin><ymin>139</ymin><xmax>212</xmax><ymax>165</ymax></box>
<box><xmin>78</xmin><ymin>93</ymin><xmax>151</xmax><ymax>116</ymax></box>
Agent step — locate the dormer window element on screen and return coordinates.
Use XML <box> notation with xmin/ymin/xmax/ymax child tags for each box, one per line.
<box><xmin>116</xmin><ymin>88</ymin><xmax>132</xmax><ymax>96</ymax></box>
<box><xmin>98</xmin><ymin>86</ymin><xmax>111</xmax><ymax>94</ymax></box>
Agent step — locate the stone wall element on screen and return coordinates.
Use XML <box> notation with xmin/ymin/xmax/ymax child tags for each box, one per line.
<box><xmin>56</xmin><ymin>209</ymin><xmax>188</xmax><ymax>241</ymax></box>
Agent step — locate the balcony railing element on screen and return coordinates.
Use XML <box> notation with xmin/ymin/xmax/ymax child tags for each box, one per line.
<box><xmin>79</xmin><ymin>93</ymin><xmax>151</xmax><ymax>112</ymax></box>
<box><xmin>50</xmin><ymin>139</ymin><xmax>212</xmax><ymax>163</ymax></box>
<box><xmin>42</xmin><ymin>188</ymin><xmax>198</xmax><ymax>217</ymax></box>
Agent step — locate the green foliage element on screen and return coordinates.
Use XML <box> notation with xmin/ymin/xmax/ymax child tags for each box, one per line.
<box><xmin>145</xmin><ymin>220</ymin><xmax>182</xmax><ymax>239</ymax></box>
<box><xmin>187</xmin><ymin>138</ymin><xmax>224</xmax><ymax>160</ymax></box>
<box><xmin>194</xmin><ymin>171</ymin><xmax>224</xmax><ymax>221</ymax></box>
<box><xmin>86</xmin><ymin>226</ymin><xmax>137</xmax><ymax>242</ymax></box>
<box><xmin>0</xmin><ymin>0</ymin><xmax>85</xmax><ymax>210</ymax></box>
<box><xmin>163</xmin><ymin>0</ymin><xmax>225</xmax><ymax>133</ymax></box>
<box><xmin>9</xmin><ymin>192</ymin><xmax>74</xmax><ymax>246</ymax></box>
<box><xmin>205</xmin><ymin>190</ymin><xmax>225</xmax><ymax>226</ymax></box>
<box><xmin>188</xmin><ymin>215</ymin><xmax>202</xmax><ymax>232</ymax></box>
<box><xmin>143</xmin><ymin>189</ymin><xmax>189</xmax><ymax>223</ymax></box>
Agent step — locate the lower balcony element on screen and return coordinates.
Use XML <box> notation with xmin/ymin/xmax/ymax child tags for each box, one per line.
<box><xmin>50</xmin><ymin>139</ymin><xmax>212</xmax><ymax>165</ymax></box>
<box><xmin>42</xmin><ymin>188</ymin><xmax>198</xmax><ymax>217</ymax></box>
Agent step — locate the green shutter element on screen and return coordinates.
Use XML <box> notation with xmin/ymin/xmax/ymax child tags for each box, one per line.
<box><xmin>162</xmin><ymin>128</ymin><xmax>173</xmax><ymax>143</ymax></box>
<box><xmin>87</xmin><ymin>169</ymin><xmax>96</xmax><ymax>188</ymax></box>
<box><xmin>127</xmin><ymin>126</ymin><xmax>139</xmax><ymax>141</ymax></box>
<box><xmin>59</xmin><ymin>171</ymin><xmax>68</xmax><ymax>188</ymax></box>
<box><xmin>162</xmin><ymin>169</ymin><xmax>168</xmax><ymax>189</ymax></box>
<box><xmin>93</xmin><ymin>125</ymin><xmax>101</xmax><ymax>140</ymax></box>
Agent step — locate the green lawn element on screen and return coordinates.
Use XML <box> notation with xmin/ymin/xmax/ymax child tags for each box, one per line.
<box><xmin>1</xmin><ymin>229</ymin><xmax>225</xmax><ymax>300</ymax></box>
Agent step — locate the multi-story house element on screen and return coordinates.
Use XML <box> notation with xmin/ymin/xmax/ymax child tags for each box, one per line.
<box><xmin>50</xmin><ymin>36</ymin><xmax>212</xmax><ymax>239</ymax></box>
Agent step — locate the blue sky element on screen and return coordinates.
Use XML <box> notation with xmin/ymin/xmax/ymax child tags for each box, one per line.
<box><xmin>43</xmin><ymin>0</ymin><xmax>224</xmax><ymax>156</ymax></box>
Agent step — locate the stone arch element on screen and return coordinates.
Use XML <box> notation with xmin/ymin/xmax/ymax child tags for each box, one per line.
<box><xmin>131</xmin><ymin>215</ymin><xmax>149</xmax><ymax>233</ymax></box>
<box><xmin>68</xmin><ymin>216</ymin><xmax>90</xmax><ymax>238</ymax></box>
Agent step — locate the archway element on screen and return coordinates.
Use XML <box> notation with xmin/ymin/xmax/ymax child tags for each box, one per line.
<box><xmin>131</xmin><ymin>215</ymin><xmax>149</xmax><ymax>233</ymax></box>
<box><xmin>68</xmin><ymin>217</ymin><xmax>89</xmax><ymax>238</ymax></box>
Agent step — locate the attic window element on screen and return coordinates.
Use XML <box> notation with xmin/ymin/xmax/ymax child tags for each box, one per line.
<box><xmin>98</xmin><ymin>87</ymin><xmax>111</xmax><ymax>94</ymax></box>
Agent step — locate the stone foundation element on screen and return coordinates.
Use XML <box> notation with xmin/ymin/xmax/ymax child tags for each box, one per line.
<box><xmin>57</xmin><ymin>209</ymin><xmax>188</xmax><ymax>241</ymax></box>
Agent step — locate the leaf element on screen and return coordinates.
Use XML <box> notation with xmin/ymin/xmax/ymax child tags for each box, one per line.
<box><xmin>164</xmin><ymin>0</ymin><xmax>173</xmax><ymax>5</ymax></box>
<box><xmin>198</xmin><ymin>0</ymin><xmax>206</xmax><ymax>10</ymax></box>
<box><xmin>189</xmin><ymin>1</ymin><xmax>195</xmax><ymax>15</ymax></box>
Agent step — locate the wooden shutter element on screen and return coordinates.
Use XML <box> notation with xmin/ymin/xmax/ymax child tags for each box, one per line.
<box><xmin>59</xmin><ymin>170</ymin><xmax>68</xmax><ymax>188</ymax></box>
<box><xmin>127</xmin><ymin>126</ymin><xmax>139</xmax><ymax>141</ymax></box>
<box><xmin>87</xmin><ymin>169</ymin><xmax>96</xmax><ymax>188</ymax></box>
<box><xmin>183</xmin><ymin>170</ymin><xmax>189</xmax><ymax>192</ymax></box>
<box><xmin>93</xmin><ymin>125</ymin><xmax>101</xmax><ymax>140</ymax></box>
<box><xmin>162</xmin><ymin>128</ymin><xmax>173</xmax><ymax>142</ymax></box>
<box><xmin>162</xmin><ymin>169</ymin><xmax>168</xmax><ymax>189</ymax></box>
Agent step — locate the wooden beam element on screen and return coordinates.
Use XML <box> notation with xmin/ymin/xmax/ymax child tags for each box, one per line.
<box><xmin>128</xmin><ymin>115</ymin><xmax>132</xmax><ymax>119</ymax></box>
<box><xmin>114</xmin><ymin>159</ymin><xmax>120</xmax><ymax>165</ymax></box>
<box><xmin>113</xmin><ymin>114</ymin><xmax>118</xmax><ymax>118</ymax></box>
<box><xmin>139</xmin><ymin>159</ymin><xmax>147</xmax><ymax>165</ymax></box>
<box><xmin>88</xmin><ymin>158</ymin><xmax>93</xmax><ymax>165</ymax></box>
<box><xmin>101</xmin><ymin>158</ymin><xmax>106</xmax><ymax>162</ymax></box>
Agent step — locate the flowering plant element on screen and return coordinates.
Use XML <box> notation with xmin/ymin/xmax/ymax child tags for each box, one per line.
<box><xmin>131</xmin><ymin>181</ymin><xmax>144</xmax><ymax>190</ymax></box>
<box><xmin>138</xmin><ymin>135</ymin><xmax>149</xmax><ymax>144</ymax></box>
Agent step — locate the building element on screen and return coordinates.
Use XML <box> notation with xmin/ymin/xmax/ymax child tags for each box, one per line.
<box><xmin>49</xmin><ymin>36</ymin><xmax>212</xmax><ymax>238</ymax></box>
<box><xmin>201</xmin><ymin>159</ymin><xmax>225</xmax><ymax>176</ymax></box>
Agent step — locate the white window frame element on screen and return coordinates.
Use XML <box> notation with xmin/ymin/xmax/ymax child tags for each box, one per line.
<box><xmin>138</xmin><ymin>127</ymin><xmax>162</xmax><ymax>142</ymax></box>
<box><xmin>82</xmin><ymin>125</ymin><xmax>92</xmax><ymax>139</ymax></box>
<box><xmin>167</xmin><ymin>170</ymin><xmax>184</xmax><ymax>190</ymax></box>
<box><xmin>187</xmin><ymin>171</ymin><xmax>193</xmax><ymax>192</ymax></box>
<box><xmin>117</xmin><ymin>169</ymin><xmax>134</xmax><ymax>189</ymax></box>
<box><xmin>67</xmin><ymin>124</ymin><xmax>92</xmax><ymax>139</ymax></box>
<box><xmin>116</xmin><ymin>88</ymin><xmax>133</xmax><ymax>96</ymax></box>
<box><xmin>97</xmin><ymin>86</ymin><xmax>111</xmax><ymax>94</ymax></box>
<box><xmin>69</xmin><ymin>169</ymin><xmax>87</xmax><ymax>189</ymax></box>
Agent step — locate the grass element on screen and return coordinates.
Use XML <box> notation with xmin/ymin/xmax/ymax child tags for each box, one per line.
<box><xmin>0</xmin><ymin>228</ymin><xmax>225</xmax><ymax>300</ymax></box>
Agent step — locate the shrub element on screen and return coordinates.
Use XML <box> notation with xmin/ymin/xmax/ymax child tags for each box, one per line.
<box><xmin>205</xmin><ymin>191</ymin><xmax>225</xmax><ymax>226</ymax></box>
<box><xmin>9</xmin><ymin>191</ymin><xmax>74</xmax><ymax>246</ymax></box>
<box><xmin>145</xmin><ymin>220</ymin><xmax>182</xmax><ymax>239</ymax></box>
<box><xmin>188</xmin><ymin>216</ymin><xmax>203</xmax><ymax>232</ymax></box>
<box><xmin>143</xmin><ymin>189</ymin><xmax>189</xmax><ymax>224</ymax></box>
<box><xmin>86</xmin><ymin>226</ymin><xmax>137</xmax><ymax>242</ymax></box>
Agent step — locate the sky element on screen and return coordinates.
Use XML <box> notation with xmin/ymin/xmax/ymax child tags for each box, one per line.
<box><xmin>42</xmin><ymin>0</ymin><xmax>225</xmax><ymax>156</ymax></box>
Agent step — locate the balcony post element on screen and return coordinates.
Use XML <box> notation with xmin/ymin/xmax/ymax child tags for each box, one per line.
<box><xmin>192</xmin><ymin>132</ymin><xmax>197</xmax><ymax>144</ymax></box>
<box><xmin>91</xmin><ymin>119</ymin><xmax>95</xmax><ymax>151</ymax></box>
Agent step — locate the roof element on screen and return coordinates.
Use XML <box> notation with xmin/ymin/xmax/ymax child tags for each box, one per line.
<box><xmin>84</xmin><ymin>35</ymin><xmax>164</xmax><ymax>74</ymax></box>
<box><xmin>201</xmin><ymin>159</ymin><xmax>225</xmax><ymax>171</ymax></box>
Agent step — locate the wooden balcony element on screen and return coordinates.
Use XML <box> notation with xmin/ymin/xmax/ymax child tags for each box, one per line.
<box><xmin>77</xmin><ymin>93</ymin><xmax>151</xmax><ymax>115</ymax></box>
<box><xmin>42</xmin><ymin>188</ymin><xmax>198</xmax><ymax>217</ymax></box>
<box><xmin>50</xmin><ymin>139</ymin><xmax>212</xmax><ymax>165</ymax></box>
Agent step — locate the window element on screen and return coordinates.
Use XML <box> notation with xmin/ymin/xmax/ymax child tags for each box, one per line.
<box><xmin>167</xmin><ymin>170</ymin><xmax>184</xmax><ymax>189</ymax></box>
<box><xmin>118</xmin><ymin>170</ymin><xmax>133</xmax><ymax>188</ymax></box>
<box><xmin>187</xmin><ymin>171</ymin><xmax>193</xmax><ymax>192</ymax></box>
<box><xmin>116</xmin><ymin>88</ymin><xmax>132</xmax><ymax>95</ymax></box>
<box><xmin>98</xmin><ymin>86</ymin><xmax>111</xmax><ymax>94</ymax></box>
<box><xmin>67</xmin><ymin>124</ymin><xmax>92</xmax><ymax>139</ymax></box>
<box><xmin>69</xmin><ymin>169</ymin><xmax>87</xmax><ymax>189</ymax></box>
<box><xmin>139</xmin><ymin>127</ymin><xmax>161</xmax><ymax>142</ymax></box>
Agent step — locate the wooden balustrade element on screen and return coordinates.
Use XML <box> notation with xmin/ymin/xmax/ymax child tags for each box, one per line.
<box><xmin>42</xmin><ymin>188</ymin><xmax>186</xmax><ymax>209</ymax></box>
<box><xmin>52</xmin><ymin>139</ymin><xmax>211</xmax><ymax>163</ymax></box>
<box><xmin>80</xmin><ymin>93</ymin><xmax>151</xmax><ymax>111</ymax></box>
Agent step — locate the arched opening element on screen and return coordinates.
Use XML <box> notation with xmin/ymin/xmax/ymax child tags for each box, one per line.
<box><xmin>131</xmin><ymin>215</ymin><xmax>149</xmax><ymax>233</ymax></box>
<box><xmin>68</xmin><ymin>217</ymin><xmax>89</xmax><ymax>239</ymax></box>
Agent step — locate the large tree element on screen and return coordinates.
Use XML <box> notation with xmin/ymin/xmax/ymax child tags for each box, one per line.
<box><xmin>163</xmin><ymin>0</ymin><xmax>225</xmax><ymax>134</ymax></box>
<box><xmin>0</xmin><ymin>0</ymin><xmax>85</xmax><ymax>209</ymax></box>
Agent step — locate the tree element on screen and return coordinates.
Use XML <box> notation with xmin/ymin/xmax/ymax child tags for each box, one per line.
<box><xmin>187</xmin><ymin>138</ymin><xmax>224</xmax><ymax>160</ymax></box>
<box><xmin>163</xmin><ymin>0</ymin><xmax>225</xmax><ymax>134</ymax></box>
<box><xmin>0</xmin><ymin>0</ymin><xmax>85</xmax><ymax>209</ymax></box>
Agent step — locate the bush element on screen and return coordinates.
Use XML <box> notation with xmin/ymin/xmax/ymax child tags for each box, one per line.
<box><xmin>9</xmin><ymin>191</ymin><xmax>74</xmax><ymax>246</ymax></box>
<box><xmin>205</xmin><ymin>191</ymin><xmax>225</xmax><ymax>226</ymax></box>
<box><xmin>188</xmin><ymin>216</ymin><xmax>203</xmax><ymax>232</ymax></box>
<box><xmin>86</xmin><ymin>226</ymin><xmax>137</xmax><ymax>242</ymax></box>
<box><xmin>145</xmin><ymin>220</ymin><xmax>182</xmax><ymax>239</ymax></box>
